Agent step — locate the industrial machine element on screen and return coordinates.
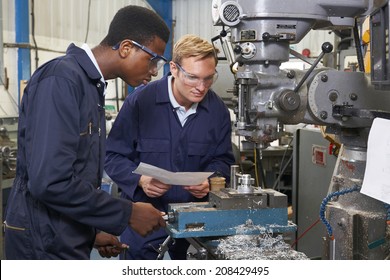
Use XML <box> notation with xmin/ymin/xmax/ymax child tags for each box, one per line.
<box><xmin>0</xmin><ymin>116</ymin><xmax>18</xmax><ymax>260</ymax></box>
<box><xmin>163</xmin><ymin>0</ymin><xmax>390</xmax><ymax>260</ymax></box>
<box><xmin>207</xmin><ymin>0</ymin><xmax>390</xmax><ymax>259</ymax></box>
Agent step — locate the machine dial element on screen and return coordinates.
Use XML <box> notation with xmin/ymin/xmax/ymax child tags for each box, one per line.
<box><xmin>307</xmin><ymin>74</ymin><xmax>320</xmax><ymax>118</ymax></box>
<box><xmin>240</xmin><ymin>42</ymin><xmax>256</xmax><ymax>59</ymax></box>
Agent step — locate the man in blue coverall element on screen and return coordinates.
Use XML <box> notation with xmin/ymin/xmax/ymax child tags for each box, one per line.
<box><xmin>105</xmin><ymin>34</ymin><xmax>236</xmax><ymax>259</ymax></box>
<box><xmin>4</xmin><ymin>5</ymin><xmax>170</xmax><ymax>260</ymax></box>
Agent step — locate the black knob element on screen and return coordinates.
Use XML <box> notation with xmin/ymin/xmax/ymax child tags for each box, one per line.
<box><xmin>233</xmin><ymin>45</ymin><xmax>242</xmax><ymax>54</ymax></box>
<box><xmin>220</xmin><ymin>29</ymin><xmax>227</xmax><ymax>37</ymax></box>
<box><xmin>262</xmin><ymin>32</ymin><xmax>270</xmax><ymax>42</ymax></box>
<box><xmin>322</xmin><ymin>42</ymin><xmax>333</xmax><ymax>53</ymax></box>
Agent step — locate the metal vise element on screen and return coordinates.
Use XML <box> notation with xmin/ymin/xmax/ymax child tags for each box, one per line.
<box><xmin>166</xmin><ymin>170</ymin><xmax>296</xmax><ymax>239</ymax></box>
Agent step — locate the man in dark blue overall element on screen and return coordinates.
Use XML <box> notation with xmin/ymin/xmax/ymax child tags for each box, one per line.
<box><xmin>4</xmin><ymin>5</ymin><xmax>170</xmax><ymax>260</ymax></box>
<box><xmin>105</xmin><ymin>34</ymin><xmax>235</xmax><ymax>259</ymax></box>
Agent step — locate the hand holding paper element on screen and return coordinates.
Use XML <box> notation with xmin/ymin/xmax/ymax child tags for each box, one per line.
<box><xmin>133</xmin><ymin>162</ymin><xmax>214</xmax><ymax>186</ymax></box>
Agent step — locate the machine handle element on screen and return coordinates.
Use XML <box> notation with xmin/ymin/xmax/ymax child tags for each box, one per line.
<box><xmin>293</xmin><ymin>42</ymin><xmax>333</xmax><ymax>93</ymax></box>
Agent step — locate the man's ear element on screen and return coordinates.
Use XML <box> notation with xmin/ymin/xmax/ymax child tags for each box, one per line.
<box><xmin>169</xmin><ymin>61</ymin><xmax>178</xmax><ymax>78</ymax></box>
<box><xmin>118</xmin><ymin>40</ymin><xmax>133</xmax><ymax>58</ymax></box>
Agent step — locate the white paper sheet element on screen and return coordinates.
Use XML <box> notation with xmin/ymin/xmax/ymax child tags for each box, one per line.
<box><xmin>361</xmin><ymin>118</ymin><xmax>390</xmax><ymax>204</ymax></box>
<box><xmin>133</xmin><ymin>162</ymin><xmax>214</xmax><ymax>186</ymax></box>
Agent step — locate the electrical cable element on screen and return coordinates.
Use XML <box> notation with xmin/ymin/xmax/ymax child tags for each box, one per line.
<box><xmin>290</xmin><ymin>218</ymin><xmax>320</xmax><ymax>248</ymax></box>
<box><xmin>84</xmin><ymin>0</ymin><xmax>92</xmax><ymax>43</ymax></box>
<box><xmin>274</xmin><ymin>136</ymin><xmax>294</xmax><ymax>190</ymax></box>
<box><xmin>272</xmin><ymin>154</ymin><xmax>293</xmax><ymax>190</ymax></box>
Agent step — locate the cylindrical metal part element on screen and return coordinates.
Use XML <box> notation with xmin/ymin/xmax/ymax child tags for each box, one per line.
<box><xmin>237</xmin><ymin>174</ymin><xmax>255</xmax><ymax>193</ymax></box>
<box><xmin>230</xmin><ymin>165</ymin><xmax>239</xmax><ymax>189</ymax></box>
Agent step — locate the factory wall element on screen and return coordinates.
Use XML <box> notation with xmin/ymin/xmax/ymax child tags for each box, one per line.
<box><xmin>0</xmin><ymin>0</ymin><xmax>152</xmax><ymax>117</ymax></box>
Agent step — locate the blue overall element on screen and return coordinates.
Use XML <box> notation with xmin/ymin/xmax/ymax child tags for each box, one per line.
<box><xmin>105</xmin><ymin>74</ymin><xmax>235</xmax><ymax>259</ymax></box>
<box><xmin>4</xmin><ymin>44</ymin><xmax>132</xmax><ymax>259</ymax></box>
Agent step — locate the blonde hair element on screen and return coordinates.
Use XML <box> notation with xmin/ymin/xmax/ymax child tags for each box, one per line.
<box><xmin>172</xmin><ymin>34</ymin><xmax>219</xmax><ymax>65</ymax></box>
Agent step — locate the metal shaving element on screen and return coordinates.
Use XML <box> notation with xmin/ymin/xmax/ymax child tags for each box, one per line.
<box><xmin>185</xmin><ymin>225</ymin><xmax>205</xmax><ymax>232</ymax></box>
<box><xmin>215</xmin><ymin>220</ymin><xmax>309</xmax><ymax>260</ymax></box>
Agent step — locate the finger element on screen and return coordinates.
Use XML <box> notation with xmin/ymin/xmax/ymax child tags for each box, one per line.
<box><xmin>148</xmin><ymin>189</ymin><xmax>164</xmax><ymax>198</ymax></box>
<box><xmin>143</xmin><ymin>187</ymin><xmax>158</xmax><ymax>197</ymax></box>
<box><xmin>110</xmin><ymin>237</ymin><xmax>122</xmax><ymax>248</ymax></box>
<box><xmin>147</xmin><ymin>191</ymin><xmax>161</xmax><ymax>198</ymax></box>
<box><xmin>98</xmin><ymin>247</ymin><xmax>109</xmax><ymax>258</ymax></box>
<box><xmin>110</xmin><ymin>247</ymin><xmax>121</xmax><ymax>257</ymax></box>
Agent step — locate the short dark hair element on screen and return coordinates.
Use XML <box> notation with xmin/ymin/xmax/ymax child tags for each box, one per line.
<box><xmin>100</xmin><ymin>5</ymin><xmax>170</xmax><ymax>47</ymax></box>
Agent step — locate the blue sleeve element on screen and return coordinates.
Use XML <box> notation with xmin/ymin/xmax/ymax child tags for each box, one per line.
<box><xmin>105</xmin><ymin>95</ymin><xmax>141</xmax><ymax>199</ymax></box>
<box><xmin>204</xmin><ymin>103</ymin><xmax>235</xmax><ymax>182</ymax></box>
<box><xmin>25</xmin><ymin>76</ymin><xmax>131</xmax><ymax>235</ymax></box>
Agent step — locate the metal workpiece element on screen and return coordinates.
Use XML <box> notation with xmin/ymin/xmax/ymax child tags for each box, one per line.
<box><xmin>237</xmin><ymin>174</ymin><xmax>254</xmax><ymax>193</ymax></box>
<box><xmin>209</xmin><ymin>188</ymin><xmax>267</xmax><ymax>210</ymax></box>
<box><xmin>208</xmin><ymin>188</ymin><xmax>287</xmax><ymax>210</ymax></box>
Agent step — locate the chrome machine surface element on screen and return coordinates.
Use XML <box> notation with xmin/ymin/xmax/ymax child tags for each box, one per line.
<box><xmin>210</xmin><ymin>0</ymin><xmax>390</xmax><ymax>259</ymax></box>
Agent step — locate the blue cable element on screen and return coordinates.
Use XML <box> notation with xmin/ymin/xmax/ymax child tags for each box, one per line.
<box><xmin>319</xmin><ymin>185</ymin><xmax>361</xmax><ymax>239</ymax></box>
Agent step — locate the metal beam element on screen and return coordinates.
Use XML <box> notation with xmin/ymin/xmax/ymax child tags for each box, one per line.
<box><xmin>146</xmin><ymin>0</ymin><xmax>173</xmax><ymax>75</ymax></box>
<box><xmin>15</xmin><ymin>0</ymin><xmax>31</xmax><ymax>107</ymax></box>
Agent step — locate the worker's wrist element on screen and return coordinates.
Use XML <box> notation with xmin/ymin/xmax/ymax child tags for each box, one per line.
<box><xmin>138</xmin><ymin>175</ymin><xmax>144</xmax><ymax>188</ymax></box>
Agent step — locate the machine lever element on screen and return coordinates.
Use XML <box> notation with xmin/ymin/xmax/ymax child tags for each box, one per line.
<box><xmin>293</xmin><ymin>42</ymin><xmax>333</xmax><ymax>93</ymax></box>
